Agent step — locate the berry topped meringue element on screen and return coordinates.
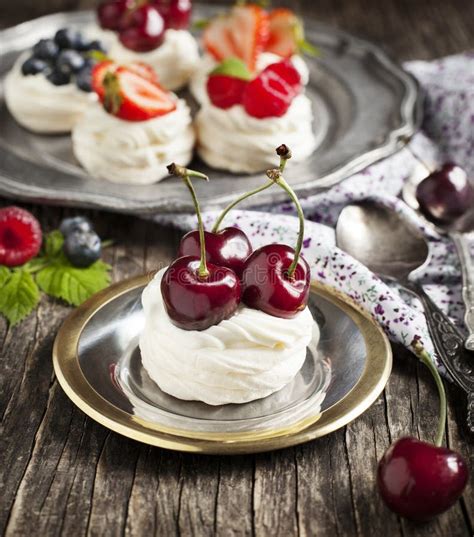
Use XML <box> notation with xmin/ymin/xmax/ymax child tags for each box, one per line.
<box><xmin>96</xmin><ymin>0</ymin><xmax>199</xmax><ymax>90</ymax></box>
<box><xmin>72</xmin><ymin>60</ymin><xmax>195</xmax><ymax>184</ymax></box>
<box><xmin>190</xmin><ymin>4</ymin><xmax>314</xmax><ymax>104</ymax></box>
<box><xmin>195</xmin><ymin>58</ymin><xmax>316</xmax><ymax>173</ymax></box>
<box><xmin>4</xmin><ymin>28</ymin><xmax>106</xmax><ymax>133</ymax></box>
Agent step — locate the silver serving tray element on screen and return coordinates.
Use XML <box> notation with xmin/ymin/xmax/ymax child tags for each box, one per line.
<box><xmin>0</xmin><ymin>7</ymin><xmax>421</xmax><ymax>214</ymax></box>
<box><xmin>53</xmin><ymin>277</ymin><xmax>392</xmax><ymax>453</ymax></box>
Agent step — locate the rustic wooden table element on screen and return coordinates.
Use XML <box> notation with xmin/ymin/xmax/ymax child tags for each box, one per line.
<box><xmin>1</xmin><ymin>1</ymin><xmax>473</xmax><ymax>536</ymax></box>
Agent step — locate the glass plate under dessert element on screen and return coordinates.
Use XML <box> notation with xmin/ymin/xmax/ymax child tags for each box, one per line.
<box><xmin>53</xmin><ymin>274</ymin><xmax>392</xmax><ymax>454</ymax></box>
<box><xmin>0</xmin><ymin>6</ymin><xmax>420</xmax><ymax>214</ymax></box>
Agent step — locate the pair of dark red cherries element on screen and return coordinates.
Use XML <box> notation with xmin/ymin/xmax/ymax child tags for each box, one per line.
<box><xmin>161</xmin><ymin>146</ymin><xmax>310</xmax><ymax>331</ymax></box>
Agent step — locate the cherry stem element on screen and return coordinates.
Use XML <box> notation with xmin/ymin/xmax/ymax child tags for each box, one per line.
<box><xmin>167</xmin><ymin>163</ymin><xmax>209</xmax><ymax>278</ymax></box>
<box><xmin>414</xmin><ymin>342</ymin><xmax>447</xmax><ymax>447</ymax></box>
<box><xmin>212</xmin><ymin>181</ymin><xmax>274</xmax><ymax>233</ymax></box>
<box><xmin>211</xmin><ymin>145</ymin><xmax>293</xmax><ymax>233</ymax></box>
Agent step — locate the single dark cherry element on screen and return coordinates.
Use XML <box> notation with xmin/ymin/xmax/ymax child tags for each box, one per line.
<box><xmin>178</xmin><ymin>227</ymin><xmax>252</xmax><ymax>277</ymax></box>
<box><xmin>378</xmin><ymin>437</ymin><xmax>469</xmax><ymax>521</ymax></box>
<box><xmin>153</xmin><ymin>0</ymin><xmax>192</xmax><ymax>30</ymax></box>
<box><xmin>241</xmin><ymin>244</ymin><xmax>310</xmax><ymax>318</ymax></box>
<box><xmin>416</xmin><ymin>162</ymin><xmax>474</xmax><ymax>225</ymax></box>
<box><xmin>119</xmin><ymin>5</ymin><xmax>166</xmax><ymax>52</ymax></box>
<box><xmin>97</xmin><ymin>0</ymin><xmax>133</xmax><ymax>30</ymax></box>
<box><xmin>161</xmin><ymin>256</ymin><xmax>241</xmax><ymax>331</ymax></box>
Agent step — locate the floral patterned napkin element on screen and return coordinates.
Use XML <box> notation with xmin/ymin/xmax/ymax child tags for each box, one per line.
<box><xmin>159</xmin><ymin>53</ymin><xmax>474</xmax><ymax>372</ymax></box>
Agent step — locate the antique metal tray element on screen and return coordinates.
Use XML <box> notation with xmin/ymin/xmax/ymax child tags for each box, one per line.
<box><xmin>53</xmin><ymin>276</ymin><xmax>392</xmax><ymax>454</ymax></box>
<box><xmin>0</xmin><ymin>6</ymin><xmax>421</xmax><ymax>214</ymax></box>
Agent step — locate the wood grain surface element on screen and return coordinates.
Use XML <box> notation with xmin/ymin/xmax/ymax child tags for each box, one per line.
<box><xmin>1</xmin><ymin>1</ymin><xmax>474</xmax><ymax>536</ymax></box>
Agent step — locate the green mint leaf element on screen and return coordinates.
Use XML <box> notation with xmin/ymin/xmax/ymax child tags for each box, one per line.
<box><xmin>298</xmin><ymin>39</ymin><xmax>320</xmax><ymax>57</ymax></box>
<box><xmin>36</xmin><ymin>257</ymin><xmax>112</xmax><ymax>307</ymax></box>
<box><xmin>43</xmin><ymin>230</ymin><xmax>64</xmax><ymax>259</ymax></box>
<box><xmin>210</xmin><ymin>58</ymin><xmax>252</xmax><ymax>80</ymax></box>
<box><xmin>192</xmin><ymin>18</ymin><xmax>209</xmax><ymax>30</ymax></box>
<box><xmin>0</xmin><ymin>266</ymin><xmax>11</xmax><ymax>288</ymax></box>
<box><xmin>0</xmin><ymin>269</ymin><xmax>40</xmax><ymax>326</ymax></box>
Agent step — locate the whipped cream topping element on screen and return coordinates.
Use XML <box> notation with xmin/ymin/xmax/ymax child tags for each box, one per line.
<box><xmin>72</xmin><ymin>98</ymin><xmax>195</xmax><ymax>184</ymax></box>
<box><xmin>139</xmin><ymin>269</ymin><xmax>317</xmax><ymax>406</ymax></box>
<box><xmin>4</xmin><ymin>54</ymin><xmax>96</xmax><ymax>133</ymax></box>
<box><xmin>106</xmin><ymin>29</ymin><xmax>199</xmax><ymax>90</ymax></box>
<box><xmin>190</xmin><ymin>52</ymin><xmax>310</xmax><ymax>105</ymax></box>
<box><xmin>196</xmin><ymin>93</ymin><xmax>317</xmax><ymax>173</ymax></box>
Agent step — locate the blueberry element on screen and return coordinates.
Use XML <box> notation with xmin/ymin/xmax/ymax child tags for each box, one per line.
<box><xmin>76</xmin><ymin>67</ymin><xmax>93</xmax><ymax>92</ymax></box>
<box><xmin>59</xmin><ymin>216</ymin><xmax>93</xmax><ymax>236</ymax></box>
<box><xmin>86</xmin><ymin>40</ymin><xmax>106</xmax><ymax>53</ymax></box>
<box><xmin>54</xmin><ymin>28</ymin><xmax>79</xmax><ymax>49</ymax></box>
<box><xmin>56</xmin><ymin>50</ymin><xmax>85</xmax><ymax>74</ymax></box>
<box><xmin>64</xmin><ymin>230</ymin><xmax>102</xmax><ymax>268</ymax></box>
<box><xmin>74</xmin><ymin>33</ymin><xmax>91</xmax><ymax>51</ymax></box>
<box><xmin>21</xmin><ymin>57</ymin><xmax>50</xmax><ymax>76</ymax></box>
<box><xmin>46</xmin><ymin>69</ymin><xmax>71</xmax><ymax>86</ymax></box>
<box><xmin>32</xmin><ymin>38</ymin><xmax>59</xmax><ymax>61</ymax></box>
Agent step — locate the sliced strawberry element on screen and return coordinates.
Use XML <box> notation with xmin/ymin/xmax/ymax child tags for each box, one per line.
<box><xmin>203</xmin><ymin>5</ymin><xmax>269</xmax><ymax>72</ymax></box>
<box><xmin>92</xmin><ymin>60</ymin><xmax>117</xmax><ymax>98</ymax></box>
<box><xmin>102</xmin><ymin>67</ymin><xmax>176</xmax><ymax>121</ymax></box>
<box><xmin>242</xmin><ymin>68</ymin><xmax>297</xmax><ymax>119</ymax></box>
<box><xmin>266</xmin><ymin>8</ymin><xmax>300</xmax><ymax>58</ymax></box>
<box><xmin>0</xmin><ymin>206</ymin><xmax>42</xmax><ymax>267</ymax></box>
<box><xmin>207</xmin><ymin>75</ymin><xmax>248</xmax><ymax>109</ymax></box>
<box><xmin>126</xmin><ymin>61</ymin><xmax>159</xmax><ymax>84</ymax></box>
<box><xmin>229</xmin><ymin>5</ymin><xmax>269</xmax><ymax>72</ymax></box>
<box><xmin>203</xmin><ymin>15</ymin><xmax>238</xmax><ymax>63</ymax></box>
<box><xmin>263</xmin><ymin>60</ymin><xmax>301</xmax><ymax>93</ymax></box>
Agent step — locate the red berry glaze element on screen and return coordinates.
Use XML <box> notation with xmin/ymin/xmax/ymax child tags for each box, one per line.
<box><xmin>119</xmin><ymin>5</ymin><xmax>165</xmax><ymax>52</ymax></box>
<box><xmin>207</xmin><ymin>75</ymin><xmax>248</xmax><ymax>109</ymax></box>
<box><xmin>416</xmin><ymin>163</ymin><xmax>474</xmax><ymax>225</ymax></box>
<box><xmin>242</xmin><ymin>62</ymin><xmax>300</xmax><ymax>118</ymax></box>
<box><xmin>241</xmin><ymin>244</ymin><xmax>310</xmax><ymax>318</ymax></box>
<box><xmin>0</xmin><ymin>206</ymin><xmax>42</xmax><ymax>267</ymax></box>
<box><xmin>161</xmin><ymin>256</ymin><xmax>241</xmax><ymax>331</ymax></box>
<box><xmin>378</xmin><ymin>437</ymin><xmax>469</xmax><ymax>521</ymax></box>
<box><xmin>178</xmin><ymin>227</ymin><xmax>252</xmax><ymax>277</ymax></box>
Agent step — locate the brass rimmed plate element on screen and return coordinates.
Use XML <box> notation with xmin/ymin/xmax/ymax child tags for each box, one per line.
<box><xmin>53</xmin><ymin>275</ymin><xmax>392</xmax><ymax>454</ymax></box>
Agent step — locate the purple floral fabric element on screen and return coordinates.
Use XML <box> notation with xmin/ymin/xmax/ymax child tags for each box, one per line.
<box><xmin>159</xmin><ymin>53</ymin><xmax>474</xmax><ymax>372</ymax></box>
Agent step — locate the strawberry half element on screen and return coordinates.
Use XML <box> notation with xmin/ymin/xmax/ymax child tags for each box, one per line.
<box><xmin>98</xmin><ymin>65</ymin><xmax>176</xmax><ymax>121</ymax></box>
<box><xmin>266</xmin><ymin>8</ymin><xmax>301</xmax><ymax>58</ymax></box>
<box><xmin>263</xmin><ymin>59</ymin><xmax>301</xmax><ymax>93</ymax></box>
<box><xmin>92</xmin><ymin>60</ymin><xmax>117</xmax><ymax>98</ymax></box>
<box><xmin>126</xmin><ymin>61</ymin><xmax>159</xmax><ymax>83</ymax></box>
<box><xmin>203</xmin><ymin>4</ymin><xmax>269</xmax><ymax>72</ymax></box>
<box><xmin>0</xmin><ymin>206</ymin><xmax>42</xmax><ymax>267</ymax></box>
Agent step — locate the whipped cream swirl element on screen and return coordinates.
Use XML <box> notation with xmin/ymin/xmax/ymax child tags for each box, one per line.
<box><xmin>72</xmin><ymin>98</ymin><xmax>195</xmax><ymax>184</ymax></box>
<box><xmin>106</xmin><ymin>29</ymin><xmax>199</xmax><ymax>91</ymax></box>
<box><xmin>190</xmin><ymin>52</ymin><xmax>310</xmax><ymax>106</ymax></box>
<box><xmin>4</xmin><ymin>54</ymin><xmax>96</xmax><ymax>133</ymax></box>
<box><xmin>139</xmin><ymin>269</ymin><xmax>317</xmax><ymax>406</ymax></box>
<box><xmin>196</xmin><ymin>94</ymin><xmax>317</xmax><ymax>173</ymax></box>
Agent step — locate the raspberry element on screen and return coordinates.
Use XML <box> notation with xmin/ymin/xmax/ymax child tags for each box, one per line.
<box><xmin>263</xmin><ymin>59</ymin><xmax>301</xmax><ymax>93</ymax></box>
<box><xmin>207</xmin><ymin>75</ymin><xmax>248</xmax><ymax>109</ymax></box>
<box><xmin>0</xmin><ymin>206</ymin><xmax>42</xmax><ymax>267</ymax></box>
<box><xmin>243</xmin><ymin>69</ymin><xmax>296</xmax><ymax>118</ymax></box>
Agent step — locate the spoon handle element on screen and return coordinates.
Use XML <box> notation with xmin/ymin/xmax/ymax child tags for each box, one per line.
<box><xmin>450</xmin><ymin>232</ymin><xmax>474</xmax><ymax>351</ymax></box>
<box><xmin>404</xmin><ymin>281</ymin><xmax>474</xmax><ymax>406</ymax></box>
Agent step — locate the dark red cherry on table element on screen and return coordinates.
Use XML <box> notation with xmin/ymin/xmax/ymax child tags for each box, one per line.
<box><xmin>241</xmin><ymin>244</ymin><xmax>310</xmax><ymax>318</ymax></box>
<box><xmin>97</xmin><ymin>0</ymin><xmax>133</xmax><ymax>30</ymax></box>
<box><xmin>416</xmin><ymin>162</ymin><xmax>474</xmax><ymax>225</ymax></box>
<box><xmin>377</xmin><ymin>437</ymin><xmax>469</xmax><ymax>521</ymax></box>
<box><xmin>119</xmin><ymin>5</ymin><xmax>166</xmax><ymax>52</ymax></box>
<box><xmin>178</xmin><ymin>227</ymin><xmax>252</xmax><ymax>277</ymax></box>
<box><xmin>152</xmin><ymin>0</ymin><xmax>192</xmax><ymax>30</ymax></box>
<box><xmin>161</xmin><ymin>256</ymin><xmax>241</xmax><ymax>331</ymax></box>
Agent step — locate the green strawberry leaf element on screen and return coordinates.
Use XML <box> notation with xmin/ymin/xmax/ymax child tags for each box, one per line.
<box><xmin>36</xmin><ymin>256</ymin><xmax>112</xmax><ymax>307</ymax></box>
<box><xmin>210</xmin><ymin>58</ymin><xmax>252</xmax><ymax>80</ymax></box>
<box><xmin>298</xmin><ymin>39</ymin><xmax>320</xmax><ymax>57</ymax></box>
<box><xmin>43</xmin><ymin>230</ymin><xmax>64</xmax><ymax>258</ymax></box>
<box><xmin>0</xmin><ymin>266</ymin><xmax>11</xmax><ymax>288</ymax></box>
<box><xmin>0</xmin><ymin>269</ymin><xmax>40</xmax><ymax>326</ymax></box>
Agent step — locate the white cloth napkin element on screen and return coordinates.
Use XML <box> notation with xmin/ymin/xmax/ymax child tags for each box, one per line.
<box><xmin>158</xmin><ymin>52</ymin><xmax>474</xmax><ymax>371</ymax></box>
